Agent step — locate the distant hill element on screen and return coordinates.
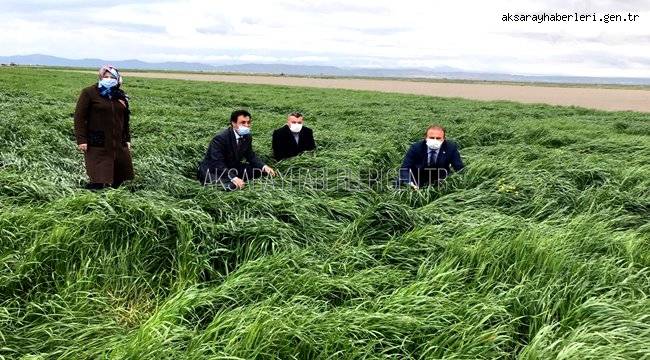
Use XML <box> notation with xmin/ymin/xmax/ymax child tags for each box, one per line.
<box><xmin>2</xmin><ymin>54</ymin><xmax>649</xmax><ymax>86</ymax></box>
<box><xmin>0</xmin><ymin>54</ymin><xmax>214</xmax><ymax>72</ymax></box>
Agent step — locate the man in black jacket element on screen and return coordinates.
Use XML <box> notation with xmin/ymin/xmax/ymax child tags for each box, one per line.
<box><xmin>272</xmin><ymin>112</ymin><xmax>316</xmax><ymax>161</ymax></box>
<box><xmin>398</xmin><ymin>124</ymin><xmax>464</xmax><ymax>189</ymax></box>
<box><xmin>197</xmin><ymin>110</ymin><xmax>276</xmax><ymax>190</ymax></box>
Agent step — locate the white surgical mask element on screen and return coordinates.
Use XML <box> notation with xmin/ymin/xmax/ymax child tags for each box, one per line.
<box><xmin>289</xmin><ymin>123</ymin><xmax>303</xmax><ymax>133</ymax></box>
<box><xmin>426</xmin><ymin>139</ymin><xmax>443</xmax><ymax>150</ymax></box>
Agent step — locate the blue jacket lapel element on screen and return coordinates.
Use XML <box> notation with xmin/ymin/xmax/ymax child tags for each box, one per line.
<box><xmin>437</xmin><ymin>142</ymin><xmax>448</xmax><ymax>166</ymax></box>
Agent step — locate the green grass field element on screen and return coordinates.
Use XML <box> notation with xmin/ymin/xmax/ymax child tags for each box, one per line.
<box><xmin>1</xmin><ymin>67</ymin><xmax>649</xmax><ymax>359</ymax></box>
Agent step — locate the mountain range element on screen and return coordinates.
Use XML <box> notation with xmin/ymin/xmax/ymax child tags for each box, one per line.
<box><xmin>2</xmin><ymin>54</ymin><xmax>649</xmax><ymax>86</ymax></box>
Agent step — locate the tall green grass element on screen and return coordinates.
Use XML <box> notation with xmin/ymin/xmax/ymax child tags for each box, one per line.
<box><xmin>0</xmin><ymin>67</ymin><xmax>648</xmax><ymax>359</ymax></box>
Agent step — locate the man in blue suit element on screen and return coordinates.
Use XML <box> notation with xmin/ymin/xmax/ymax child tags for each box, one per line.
<box><xmin>398</xmin><ymin>125</ymin><xmax>464</xmax><ymax>189</ymax></box>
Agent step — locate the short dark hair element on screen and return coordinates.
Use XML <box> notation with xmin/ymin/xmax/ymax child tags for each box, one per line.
<box><xmin>424</xmin><ymin>124</ymin><xmax>446</xmax><ymax>137</ymax></box>
<box><xmin>289</xmin><ymin>112</ymin><xmax>303</xmax><ymax>118</ymax></box>
<box><xmin>230</xmin><ymin>109</ymin><xmax>252</xmax><ymax>124</ymax></box>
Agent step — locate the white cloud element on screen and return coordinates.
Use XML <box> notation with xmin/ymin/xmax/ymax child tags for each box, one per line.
<box><xmin>1</xmin><ymin>0</ymin><xmax>649</xmax><ymax>77</ymax></box>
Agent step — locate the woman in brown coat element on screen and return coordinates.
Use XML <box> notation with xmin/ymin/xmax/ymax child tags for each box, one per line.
<box><xmin>74</xmin><ymin>65</ymin><xmax>134</xmax><ymax>189</ymax></box>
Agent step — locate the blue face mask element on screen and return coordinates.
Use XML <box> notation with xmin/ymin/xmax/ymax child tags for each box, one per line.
<box><xmin>98</xmin><ymin>78</ymin><xmax>118</xmax><ymax>89</ymax></box>
<box><xmin>237</xmin><ymin>125</ymin><xmax>251</xmax><ymax>136</ymax></box>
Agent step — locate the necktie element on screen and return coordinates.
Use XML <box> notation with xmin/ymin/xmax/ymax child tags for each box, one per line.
<box><xmin>428</xmin><ymin>149</ymin><xmax>437</xmax><ymax>166</ymax></box>
<box><xmin>236</xmin><ymin>138</ymin><xmax>243</xmax><ymax>152</ymax></box>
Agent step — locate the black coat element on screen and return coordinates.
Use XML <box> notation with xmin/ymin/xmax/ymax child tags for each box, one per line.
<box><xmin>272</xmin><ymin>125</ymin><xmax>316</xmax><ymax>160</ymax></box>
<box><xmin>197</xmin><ymin>127</ymin><xmax>265</xmax><ymax>184</ymax></box>
<box><xmin>398</xmin><ymin>140</ymin><xmax>464</xmax><ymax>186</ymax></box>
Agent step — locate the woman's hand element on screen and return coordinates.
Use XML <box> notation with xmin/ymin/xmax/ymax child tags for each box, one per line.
<box><xmin>78</xmin><ymin>143</ymin><xmax>88</xmax><ymax>152</ymax></box>
<box><xmin>126</xmin><ymin>142</ymin><xmax>131</xmax><ymax>150</ymax></box>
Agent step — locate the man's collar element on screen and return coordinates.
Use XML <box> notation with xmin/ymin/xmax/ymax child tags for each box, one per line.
<box><xmin>232</xmin><ymin>127</ymin><xmax>241</xmax><ymax>140</ymax></box>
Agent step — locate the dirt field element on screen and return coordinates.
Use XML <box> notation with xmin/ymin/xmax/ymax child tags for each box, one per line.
<box><xmin>119</xmin><ymin>71</ymin><xmax>650</xmax><ymax>112</ymax></box>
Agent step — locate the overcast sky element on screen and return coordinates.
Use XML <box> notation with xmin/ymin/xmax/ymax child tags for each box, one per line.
<box><xmin>2</xmin><ymin>0</ymin><xmax>649</xmax><ymax>77</ymax></box>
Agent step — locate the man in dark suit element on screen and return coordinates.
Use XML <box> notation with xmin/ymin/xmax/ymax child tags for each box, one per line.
<box><xmin>272</xmin><ymin>112</ymin><xmax>316</xmax><ymax>161</ymax></box>
<box><xmin>398</xmin><ymin>124</ymin><xmax>464</xmax><ymax>189</ymax></box>
<box><xmin>197</xmin><ymin>110</ymin><xmax>276</xmax><ymax>190</ymax></box>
